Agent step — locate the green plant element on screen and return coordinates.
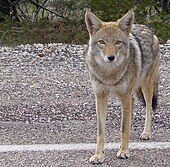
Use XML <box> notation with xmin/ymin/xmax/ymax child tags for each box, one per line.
<box><xmin>0</xmin><ymin>0</ymin><xmax>169</xmax><ymax>46</ymax></box>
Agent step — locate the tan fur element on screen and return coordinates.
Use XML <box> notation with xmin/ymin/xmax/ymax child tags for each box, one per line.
<box><xmin>140</xmin><ymin>56</ymin><xmax>159</xmax><ymax>139</ymax></box>
<box><xmin>85</xmin><ymin>10</ymin><xmax>159</xmax><ymax>164</ymax></box>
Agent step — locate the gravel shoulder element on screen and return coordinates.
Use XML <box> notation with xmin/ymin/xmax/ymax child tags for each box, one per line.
<box><xmin>0</xmin><ymin>43</ymin><xmax>170</xmax><ymax>167</ymax></box>
<box><xmin>0</xmin><ymin>43</ymin><xmax>170</xmax><ymax>142</ymax></box>
<box><xmin>0</xmin><ymin>44</ymin><xmax>169</xmax><ymax>127</ymax></box>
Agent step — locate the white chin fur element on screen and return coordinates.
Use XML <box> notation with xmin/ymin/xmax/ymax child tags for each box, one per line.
<box><xmin>103</xmin><ymin>57</ymin><xmax>110</xmax><ymax>62</ymax></box>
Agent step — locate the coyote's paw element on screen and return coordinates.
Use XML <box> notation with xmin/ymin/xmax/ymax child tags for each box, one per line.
<box><xmin>116</xmin><ymin>149</ymin><xmax>130</xmax><ymax>159</ymax></box>
<box><xmin>89</xmin><ymin>154</ymin><xmax>104</xmax><ymax>164</ymax></box>
<box><xmin>140</xmin><ymin>132</ymin><xmax>151</xmax><ymax>140</ymax></box>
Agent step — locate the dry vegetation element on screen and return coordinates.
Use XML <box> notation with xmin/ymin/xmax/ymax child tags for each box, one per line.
<box><xmin>0</xmin><ymin>0</ymin><xmax>169</xmax><ymax>46</ymax></box>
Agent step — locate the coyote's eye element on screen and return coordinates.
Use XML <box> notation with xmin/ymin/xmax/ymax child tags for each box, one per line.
<box><xmin>115</xmin><ymin>41</ymin><xmax>122</xmax><ymax>45</ymax></box>
<box><xmin>98</xmin><ymin>40</ymin><xmax>105</xmax><ymax>45</ymax></box>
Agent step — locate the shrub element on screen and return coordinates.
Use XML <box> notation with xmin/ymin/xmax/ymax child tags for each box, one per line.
<box><xmin>0</xmin><ymin>0</ymin><xmax>169</xmax><ymax>46</ymax></box>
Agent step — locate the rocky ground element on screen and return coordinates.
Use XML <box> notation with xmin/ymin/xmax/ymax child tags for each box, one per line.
<box><xmin>0</xmin><ymin>43</ymin><xmax>169</xmax><ymax>167</ymax></box>
<box><xmin>0</xmin><ymin>43</ymin><xmax>169</xmax><ymax>129</ymax></box>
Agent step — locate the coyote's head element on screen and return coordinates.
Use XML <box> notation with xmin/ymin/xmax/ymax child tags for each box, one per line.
<box><xmin>85</xmin><ymin>10</ymin><xmax>134</xmax><ymax>64</ymax></box>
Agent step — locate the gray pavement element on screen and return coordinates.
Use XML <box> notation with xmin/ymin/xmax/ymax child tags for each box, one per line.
<box><xmin>0</xmin><ymin>120</ymin><xmax>169</xmax><ymax>166</ymax></box>
<box><xmin>0</xmin><ymin>148</ymin><xmax>169</xmax><ymax>167</ymax></box>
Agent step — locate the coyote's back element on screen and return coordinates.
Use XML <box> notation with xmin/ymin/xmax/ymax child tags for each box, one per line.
<box><xmin>131</xmin><ymin>24</ymin><xmax>159</xmax><ymax>110</ymax></box>
<box><xmin>131</xmin><ymin>24</ymin><xmax>159</xmax><ymax>77</ymax></box>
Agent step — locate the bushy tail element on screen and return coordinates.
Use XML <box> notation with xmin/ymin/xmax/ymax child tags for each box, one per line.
<box><xmin>152</xmin><ymin>81</ymin><xmax>158</xmax><ymax>111</ymax></box>
<box><xmin>136</xmin><ymin>82</ymin><xmax>158</xmax><ymax>111</ymax></box>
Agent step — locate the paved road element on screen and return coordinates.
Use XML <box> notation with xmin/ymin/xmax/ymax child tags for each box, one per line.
<box><xmin>0</xmin><ymin>148</ymin><xmax>169</xmax><ymax>167</ymax></box>
<box><xmin>0</xmin><ymin>121</ymin><xmax>169</xmax><ymax>166</ymax></box>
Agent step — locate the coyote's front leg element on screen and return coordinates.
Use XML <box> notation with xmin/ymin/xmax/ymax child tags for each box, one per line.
<box><xmin>117</xmin><ymin>93</ymin><xmax>133</xmax><ymax>159</ymax></box>
<box><xmin>89</xmin><ymin>92</ymin><xmax>108</xmax><ymax>164</ymax></box>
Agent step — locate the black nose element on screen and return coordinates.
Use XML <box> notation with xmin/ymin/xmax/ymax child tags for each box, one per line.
<box><xmin>108</xmin><ymin>56</ymin><xmax>115</xmax><ymax>62</ymax></box>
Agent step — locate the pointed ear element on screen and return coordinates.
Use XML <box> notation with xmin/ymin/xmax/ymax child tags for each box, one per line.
<box><xmin>85</xmin><ymin>11</ymin><xmax>102</xmax><ymax>36</ymax></box>
<box><xmin>118</xmin><ymin>10</ymin><xmax>134</xmax><ymax>35</ymax></box>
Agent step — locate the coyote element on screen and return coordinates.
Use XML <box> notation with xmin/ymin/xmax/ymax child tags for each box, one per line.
<box><xmin>85</xmin><ymin>10</ymin><xmax>159</xmax><ymax>163</ymax></box>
